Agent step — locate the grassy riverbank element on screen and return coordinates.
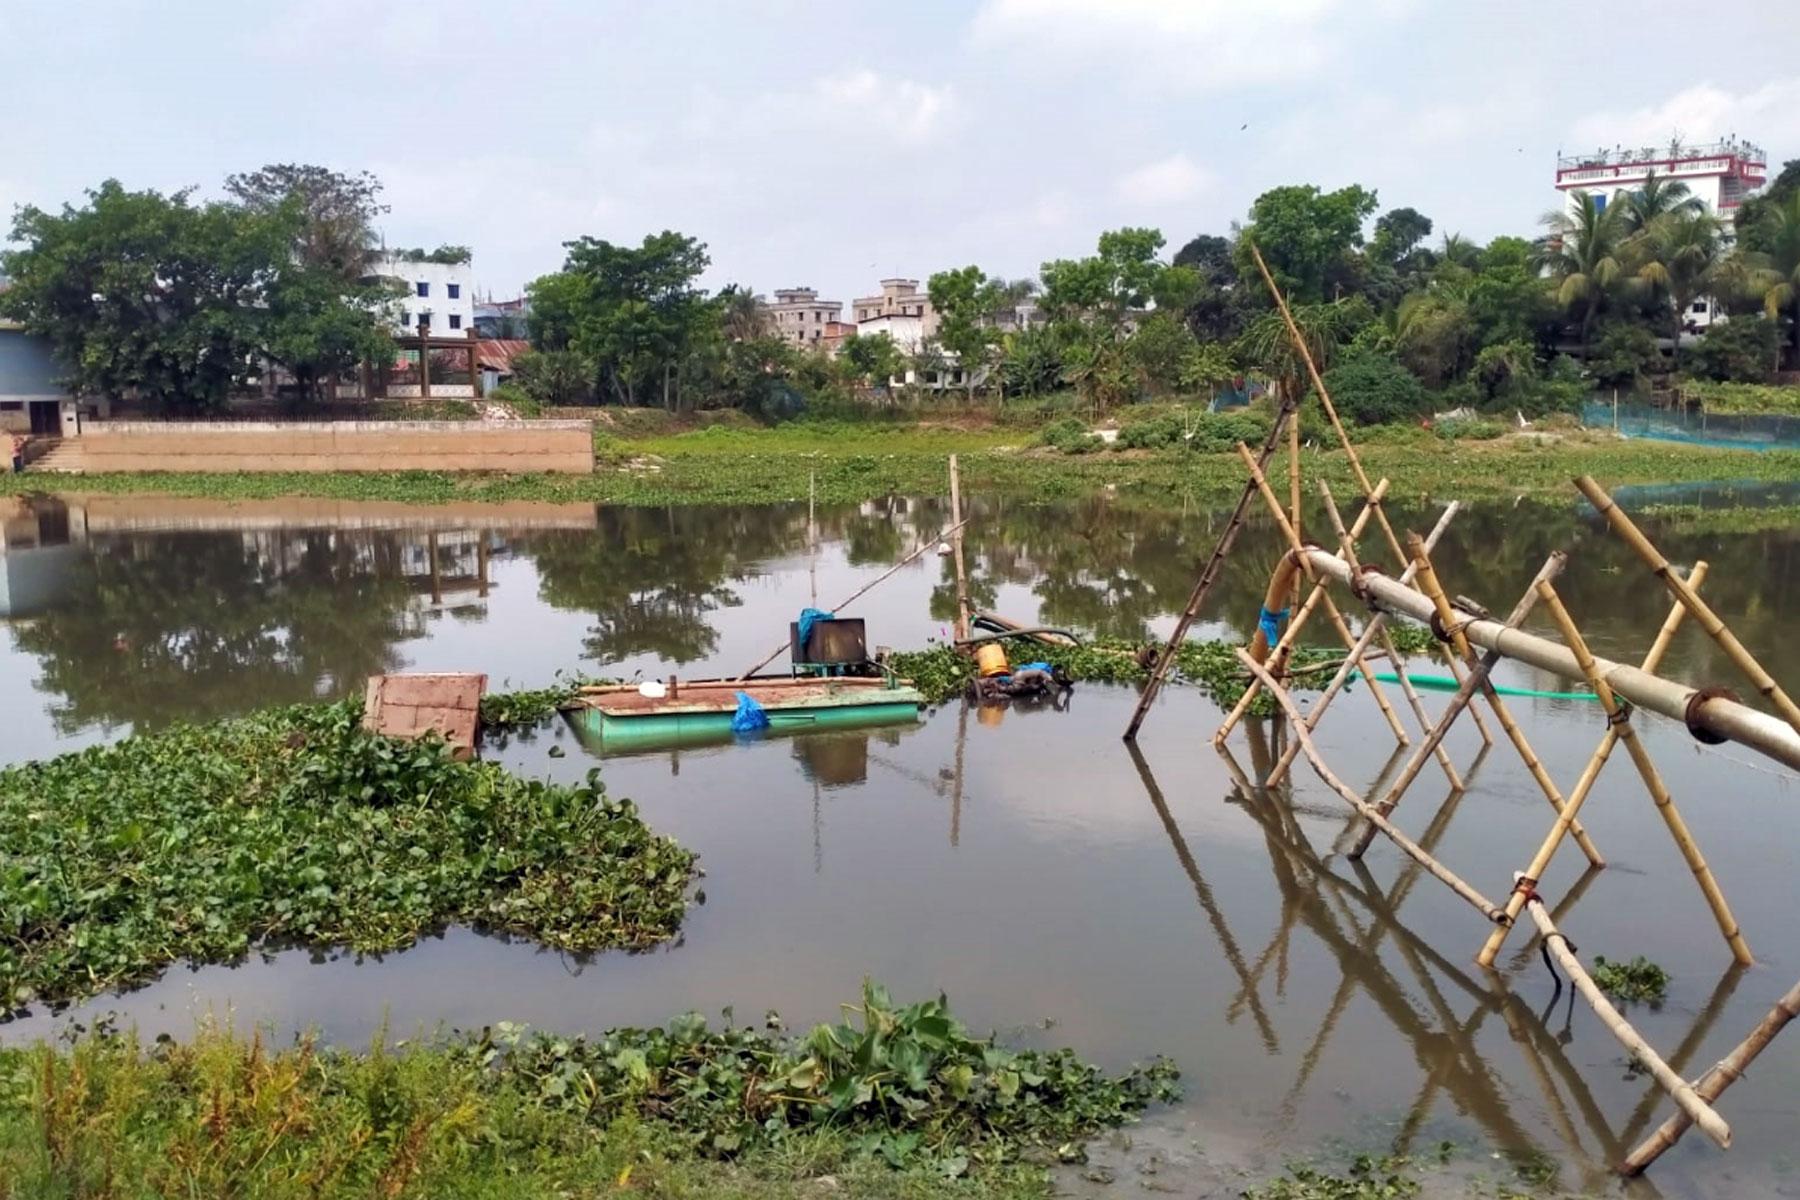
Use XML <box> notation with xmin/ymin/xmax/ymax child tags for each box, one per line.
<box><xmin>0</xmin><ymin>983</ymin><xmax>1177</xmax><ymax>1199</ymax></box>
<box><xmin>9</xmin><ymin>421</ymin><xmax>1800</xmax><ymax>509</ymax></box>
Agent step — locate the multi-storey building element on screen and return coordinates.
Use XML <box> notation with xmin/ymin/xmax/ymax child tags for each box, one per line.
<box><xmin>768</xmin><ymin>287</ymin><xmax>843</xmax><ymax>348</ymax></box>
<box><xmin>852</xmin><ymin>278</ymin><xmax>937</xmax><ymax>337</ymax></box>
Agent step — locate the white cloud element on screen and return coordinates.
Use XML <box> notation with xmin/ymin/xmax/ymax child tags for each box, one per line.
<box><xmin>1115</xmin><ymin>154</ymin><xmax>1212</xmax><ymax>205</ymax></box>
<box><xmin>1569</xmin><ymin>79</ymin><xmax>1800</xmax><ymax>154</ymax></box>
<box><xmin>817</xmin><ymin>70</ymin><xmax>955</xmax><ymax>145</ymax></box>
<box><xmin>972</xmin><ymin>0</ymin><xmax>1345</xmax><ymax>89</ymax></box>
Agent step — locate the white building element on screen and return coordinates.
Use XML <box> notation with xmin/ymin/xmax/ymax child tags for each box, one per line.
<box><xmin>767</xmin><ymin>287</ymin><xmax>843</xmax><ymax>348</ymax></box>
<box><xmin>1555</xmin><ymin>138</ymin><xmax>1767</xmax><ymax>329</ymax></box>
<box><xmin>852</xmin><ymin>278</ymin><xmax>937</xmax><ymax>337</ymax></box>
<box><xmin>370</xmin><ymin>254</ymin><xmax>476</xmax><ymax>337</ymax></box>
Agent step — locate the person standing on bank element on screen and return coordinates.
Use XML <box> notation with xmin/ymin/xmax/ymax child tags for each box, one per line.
<box><xmin>8</xmin><ymin>432</ymin><xmax>24</xmax><ymax>473</ymax></box>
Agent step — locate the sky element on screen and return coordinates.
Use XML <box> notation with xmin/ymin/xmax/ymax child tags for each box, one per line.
<box><xmin>3</xmin><ymin>0</ymin><xmax>1798</xmax><ymax>306</ymax></box>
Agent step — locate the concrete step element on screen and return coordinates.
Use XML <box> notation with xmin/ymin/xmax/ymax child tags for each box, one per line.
<box><xmin>24</xmin><ymin>443</ymin><xmax>87</xmax><ymax>474</ymax></box>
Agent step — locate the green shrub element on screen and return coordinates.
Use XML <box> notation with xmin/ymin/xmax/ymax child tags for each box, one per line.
<box><xmin>1433</xmin><ymin>416</ymin><xmax>1506</xmax><ymax>440</ymax></box>
<box><xmin>1588</xmin><ymin>322</ymin><xmax>1660</xmax><ymax>389</ymax></box>
<box><xmin>512</xmin><ymin>347</ymin><xmax>596</xmax><ymax>406</ymax></box>
<box><xmin>1317</xmin><ymin>352</ymin><xmax>1431</xmax><ymax>425</ymax></box>
<box><xmin>1036</xmin><ymin>415</ymin><xmax>1103</xmax><ymax>453</ymax></box>
<box><xmin>1679</xmin><ymin>379</ymin><xmax>1800</xmax><ymax>417</ymax></box>
<box><xmin>1592</xmin><ymin>955</ymin><xmax>1669</xmax><ymax>1005</ymax></box>
<box><xmin>1689</xmin><ymin>315</ymin><xmax>1781</xmax><ymax>383</ymax></box>
<box><xmin>486</xmin><ymin>381</ymin><xmax>543</xmax><ymax>417</ymax></box>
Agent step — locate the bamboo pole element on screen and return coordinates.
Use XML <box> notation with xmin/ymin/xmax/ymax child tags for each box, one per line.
<box><xmin>1295</xmin><ymin>546</ymin><xmax>1800</xmax><ymax>773</ymax></box>
<box><xmin>1247</xmin><ymin>502</ymin><xmax>1461</xmax><ymax>785</ymax></box>
<box><xmin>1408</xmin><ymin>533</ymin><xmax>1607</xmax><ymax>867</ymax></box>
<box><xmin>737</xmin><ymin>517</ymin><xmax>970</xmax><ymax>679</ymax></box>
<box><xmin>1123</xmin><ymin>388</ymin><xmax>1302</xmax><ymax>741</ymax></box>
<box><xmin>1577</xmin><ymin>475</ymin><xmax>1800</xmax><ymax>737</ymax></box>
<box><xmin>1247</xmin><ymin>240</ymin><xmax>1407</xmax><ymax>570</ymax></box>
<box><xmin>1534</xmin><ymin>580</ymin><xmax>1752</xmax><ymax>964</ymax></box>
<box><xmin>1287</xmin><ymin>409</ymin><xmax>1302</xmax><ymax>614</ymax></box>
<box><xmin>1623</xmin><ymin>976</ymin><xmax>1800</xmax><ymax>1173</ymax></box>
<box><xmin>1238</xmin><ymin>649</ymin><xmax>1506</xmax><ymax>921</ymax></box>
<box><xmin>1478</xmin><ymin>565</ymin><xmax>1708</xmax><ymax>965</ymax></box>
<box><xmin>1235</xmin><ymin>443</ymin><xmax>1410</xmax><ymax>745</ymax></box>
<box><xmin>1522</xmin><ymin>888</ymin><xmax>1732</xmax><ymax>1149</ymax></box>
<box><xmin>1214</xmin><ymin>477</ymin><xmax>1389</xmax><ymax>741</ymax></box>
<box><xmin>949</xmin><ymin>455</ymin><xmax>971</xmax><ymax>643</ymax></box>
<box><xmin>1347</xmin><ymin>552</ymin><xmax>1568</xmax><ymax>860</ymax></box>
<box><xmin>1304</xmin><ymin>478</ymin><xmax>1462</xmax><ymax>790</ymax></box>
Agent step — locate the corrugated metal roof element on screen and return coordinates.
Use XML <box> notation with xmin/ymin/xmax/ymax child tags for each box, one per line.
<box><xmin>476</xmin><ymin>339</ymin><xmax>531</xmax><ymax>373</ymax></box>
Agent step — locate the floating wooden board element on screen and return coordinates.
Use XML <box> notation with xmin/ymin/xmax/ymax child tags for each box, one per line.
<box><xmin>363</xmin><ymin>672</ymin><xmax>486</xmax><ymax>759</ymax></box>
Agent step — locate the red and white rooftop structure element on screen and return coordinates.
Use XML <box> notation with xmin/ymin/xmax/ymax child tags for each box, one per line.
<box><xmin>1555</xmin><ymin>137</ymin><xmax>1768</xmax><ymax>224</ymax></box>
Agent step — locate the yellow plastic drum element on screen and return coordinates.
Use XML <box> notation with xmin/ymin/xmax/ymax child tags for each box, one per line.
<box><xmin>975</xmin><ymin>642</ymin><xmax>1011</xmax><ymax>678</ymax></box>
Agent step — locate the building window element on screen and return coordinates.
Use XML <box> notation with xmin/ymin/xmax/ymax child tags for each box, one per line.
<box><xmin>417</xmin><ymin>313</ymin><xmax>430</xmax><ymax>329</ymax></box>
<box><xmin>416</xmin><ymin>281</ymin><xmax>430</xmax><ymax>297</ymax></box>
<box><xmin>447</xmin><ymin>283</ymin><xmax>461</xmax><ymax>299</ymax></box>
<box><xmin>449</xmin><ymin>314</ymin><xmax>463</xmax><ymax>330</ymax></box>
<box><xmin>1691</xmin><ymin>300</ymin><xmax>1709</xmax><ymax>313</ymax></box>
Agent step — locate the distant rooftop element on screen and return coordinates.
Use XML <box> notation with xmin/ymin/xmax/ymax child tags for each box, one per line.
<box><xmin>1556</xmin><ymin>138</ymin><xmax>1766</xmax><ymax>173</ymax></box>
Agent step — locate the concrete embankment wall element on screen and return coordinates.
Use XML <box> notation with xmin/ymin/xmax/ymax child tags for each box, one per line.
<box><xmin>80</xmin><ymin>420</ymin><xmax>595</xmax><ymax>475</ymax></box>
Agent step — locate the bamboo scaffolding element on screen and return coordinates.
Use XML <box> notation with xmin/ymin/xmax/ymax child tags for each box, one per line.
<box><xmin>1237</xmin><ymin>650</ymin><xmax>1506</xmax><ymax>921</ymax></box>
<box><xmin>737</xmin><ymin>516</ymin><xmax>970</xmax><ymax>679</ymax></box>
<box><xmin>1533</xmin><ymin>580</ymin><xmax>1751</xmax><ymax>965</ymax></box>
<box><xmin>1477</xmin><ymin>566</ymin><xmax>1709</xmax><ymax>966</ymax></box>
<box><xmin>1577</xmin><ymin>475</ymin><xmax>1800</xmax><ymax>738</ymax></box>
<box><xmin>1213</xmin><ymin>477</ymin><xmax>1390</xmax><ymax>741</ymax></box>
<box><xmin>1623</xmin><ymin>976</ymin><xmax>1800</xmax><ymax>1173</ymax></box>
<box><xmin>1233</xmin><ymin>443</ymin><xmax>1410</xmax><ymax>745</ymax></box>
<box><xmin>1347</xmin><ymin>552</ymin><xmax>1570</xmax><ymax>860</ymax></box>
<box><xmin>1407</xmin><ymin>534</ymin><xmax>1605</xmax><ymax>868</ymax></box>
<box><xmin>1305</xmin><ymin>479</ymin><xmax>1462</xmax><ymax>789</ymax></box>
<box><xmin>1247</xmin><ymin>503</ymin><xmax>1461</xmax><ymax>786</ymax></box>
<box><xmin>1522</xmin><ymin>888</ymin><xmax>1731</xmax><ymax>1149</ymax></box>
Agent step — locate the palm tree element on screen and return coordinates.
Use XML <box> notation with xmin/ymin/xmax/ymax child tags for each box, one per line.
<box><xmin>1632</xmin><ymin>211</ymin><xmax>1724</xmax><ymax>368</ymax></box>
<box><xmin>1438</xmin><ymin>233</ymin><xmax>1481</xmax><ymax>270</ymax></box>
<box><xmin>1535</xmin><ymin>190</ymin><xmax>1630</xmax><ymax>357</ymax></box>
<box><xmin>719</xmin><ymin>285</ymin><xmax>771</xmax><ymax>342</ymax></box>
<box><xmin>1619</xmin><ymin>170</ymin><xmax>1705</xmax><ymax>235</ymax></box>
<box><xmin>1731</xmin><ymin>191</ymin><xmax>1800</xmax><ymax>370</ymax></box>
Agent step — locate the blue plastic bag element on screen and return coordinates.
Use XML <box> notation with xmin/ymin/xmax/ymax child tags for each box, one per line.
<box><xmin>731</xmin><ymin>690</ymin><xmax>770</xmax><ymax>734</ymax></box>
<box><xmin>797</xmin><ymin>607</ymin><xmax>834</xmax><ymax>648</ymax></box>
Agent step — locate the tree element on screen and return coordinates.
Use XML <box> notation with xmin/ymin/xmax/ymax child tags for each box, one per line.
<box><xmin>1730</xmin><ymin>191</ymin><xmax>1800</xmax><ymax>369</ymax></box>
<box><xmin>997</xmin><ymin>327</ymin><xmax>1062</xmax><ymax>397</ymax></box>
<box><xmin>1632</xmin><ymin>211</ymin><xmax>1724</xmax><ymax>368</ymax></box>
<box><xmin>511</xmin><ymin>348</ymin><xmax>595</xmax><ymax>406</ymax></box>
<box><xmin>1588</xmin><ymin>321</ymin><xmax>1659</xmax><ymax>389</ymax></box>
<box><xmin>1318</xmin><ymin>351</ymin><xmax>1430</xmax><ymax>425</ymax></box>
<box><xmin>1618</xmin><ymin>170</ymin><xmax>1704</xmax><ymax>235</ymax></box>
<box><xmin>1394</xmin><ymin>290</ymin><xmax>1475</xmax><ymax>388</ymax></box>
<box><xmin>1234</xmin><ymin>296</ymin><xmax>1372</xmax><ymax>416</ymax></box>
<box><xmin>1177</xmin><ymin>341</ymin><xmax>1237</xmax><ymax>401</ymax></box>
<box><xmin>1126</xmin><ymin>311</ymin><xmax>1198</xmax><ymax>394</ymax></box>
<box><xmin>1173</xmin><ymin>234</ymin><xmax>1236</xmax><ymax>287</ymax></box>
<box><xmin>1370</xmin><ymin>207</ymin><xmax>1433</xmax><ymax>265</ymax></box>
<box><xmin>1235</xmin><ymin>183</ymin><xmax>1378</xmax><ymax>304</ymax></box>
<box><xmin>223</xmin><ymin>163</ymin><xmax>386</xmax><ymax>282</ymax></box>
<box><xmin>718</xmin><ymin>285</ymin><xmax>770</xmax><ymax>341</ymax></box>
<box><xmin>1</xmin><ymin>181</ymin><xmax>287</xmax><ymax>412</ymax></box>
<box><xmin>1688</xmin><ymin>315</ymin><xmax>1780</xmax><ymax>383</ymax></box>
<box><xmin>927</xmin><ymin>265</ymin><xmax>998</xmax><ymax>400</ymax></box>
<box><xmin>840</xmin><ymin>331</ymin><xmax>905</xmax><ymax>395</ymax></box>
<box><xmin>1040</xmin><ymin>228</ymin><xmax>1191</xmax><ymax>409</ymax></box>
<box><xmin>534</xmin><ymin>231</ymin><xmax>715</xmax><ymax>409</ymax></box>
<box><xmin>1734</xmin><ymin>158</ymin><xmax>1800</xmax><ymax>239</ymax></box>
<box><xmin>1534</xmin><ymin>190</ymin><xmax>1630</xmax><ymax>357</ymax></box>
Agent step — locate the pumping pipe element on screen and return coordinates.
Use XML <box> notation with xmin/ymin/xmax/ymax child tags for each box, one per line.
<box><xmin>1296</xmin><ymin>547</ymin><xmax>1800</xmax><ymax>775</ymax></box>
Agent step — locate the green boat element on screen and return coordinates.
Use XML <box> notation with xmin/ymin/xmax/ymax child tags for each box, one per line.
<box><xmin>566</xmin><ymin>675</ymin><xmax>925</xmax><ymax>756</ymax></box>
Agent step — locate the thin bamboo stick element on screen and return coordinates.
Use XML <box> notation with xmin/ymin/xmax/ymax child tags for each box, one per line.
<box><xmin>1408</xmin><ymin>533</ymin><xmax>1605</xmax><ymax>867</ymax></box>
<box><xmin>1215</xmin><ymin>478</ymin><xmax>1389</xmax><ymax>741</ymax></box>
<box><xmin>1235</xmin><ymin>443</ymin><xmax>1410</xmax><ymax>745</ymax></box>
<box><xmin>1534</xmin><ymin>580</ymin><xmax>1752</xmax><ymax>964</ymax></box>
<box><xmin>1523</xmin><ymin>888</ymin><xmax>1732</xmax><ymax>1149</ymax></box>
<box><xmin>737</xmin><ymin>517</ymin><xmax>970</xmax><ymax>679</ymax></box>
<box><xmin>1238</xmin><ymin>649</ymin><xmax>1506</xmax><ymax>921</ymax></box>
<box><xmin>1577</xmin><ymin>475</ymin><xmax>1800</xmax><ymax>737</ymax></box>
<box><xmin>1311</xmin><ymin>478</ymin><xmax>1460</xmax><ymax>789</ymax></box>
<box><xmin>1622</xmin><ymin>976</ymin><xmax>1800</xmax><ymax>1173</ymax></box>
<box><xmin>1347</xmin><ymin>552</ymin><xmax>1567</xmax><ymax>860</ymax></box>
<box><xmin>1287</xmin><ymin>409</ymin><xmax>1302</xmax><ymax>613</ymax></box>
<box><xmin>1123</xmin><ymin>392</ymin><xmax>1301</xmax><ymax>742</ymax></box>
<box><xmin>949</xmin><ymin>455</ymin><xmax>970</xmax><ymax>643</ymax></box>
<box><xmin>1251</xmin><ymin>503</ymin><xmax>1461</xmax><ymax>784</ymax></box>
<box><xmin>1478</xmin><ymin>565</ymin><xmax>1707</xmax><ymax>966</ymax></box>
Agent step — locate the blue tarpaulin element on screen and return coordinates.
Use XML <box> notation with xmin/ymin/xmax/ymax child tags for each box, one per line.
<box><xmin>732</xmin><ymin>690</ymin><xmax>770</xmax><ymax>734</ymax></box>
<box><xmin>797</xmin><ymin>607</ymin><xmax>834</xmax><ymax>648</ymax></box>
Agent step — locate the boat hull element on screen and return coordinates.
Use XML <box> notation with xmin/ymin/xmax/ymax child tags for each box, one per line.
<box><xmin>568</xmin><ymin>677</ymin><xmax>925</xmax><ymax>755</ymax></box>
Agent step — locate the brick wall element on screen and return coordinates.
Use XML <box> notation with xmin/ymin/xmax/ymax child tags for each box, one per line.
<box><xmin>80</xmin><ymin>420</ymin><xmax>594</xmax><ymax>474</ymax></box>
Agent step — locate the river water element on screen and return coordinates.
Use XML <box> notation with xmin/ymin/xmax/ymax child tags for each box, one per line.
<box><xmin>3</xmin><ymin>489</ymin><xmax>1799</xmax><ymax>1197</ymax></box>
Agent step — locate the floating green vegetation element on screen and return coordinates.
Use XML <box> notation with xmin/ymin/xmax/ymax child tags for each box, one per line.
<box><xmin>477</xmin><ymin>675</ymin><xmax>610</xmax><ymax>730</ymax></box>
<box><xmin>1243</xmin><ymin>1154</ymin><xmax>1421</xmax><ymax>1199</ymax></box>
<box><xmin>0</xmin><ymin>701</ymin><xmax>695</xmax><ymax>1012</ymax></box>
<box><xmin>1591</xmin><ymin>955</ymin><xmax>1670</xmax><ymax>1005</ymax></box>
<box><xmin>886</xmin><ymin>632</ymin><xmax>1433</xmax><ymax>718</ymax></box>
<box><xmin>0</xmin><ymin>982</ymin><xmax>1176</xmax><ymax>1198</ymax></box>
